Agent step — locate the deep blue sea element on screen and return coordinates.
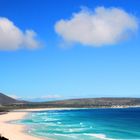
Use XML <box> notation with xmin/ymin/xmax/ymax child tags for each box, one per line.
<box><xmin>18</xmin><ymin>108</ymin><xmax>140</xmax><ymax>140</ymax></box>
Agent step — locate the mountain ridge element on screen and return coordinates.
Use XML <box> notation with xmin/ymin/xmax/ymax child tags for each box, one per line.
<box><xmin>0</xmin><ymin>93</ymin><xmax>140</xmax><ymax>108</ymax></box>
<box><xmin>0</xmin><ymin>93</ymin><xmax>26</xmax><ymax>105</ymax></box>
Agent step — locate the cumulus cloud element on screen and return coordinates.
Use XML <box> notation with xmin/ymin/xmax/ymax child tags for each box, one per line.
<box><xmin>55</xmin><ymin>7</ymin><xmax>138</xmax><ymax>47</ymax></box>
<box><xmin>0</xmin><ymin>17</ymin><xmax>40</xmax><ymax>50</ymax></box>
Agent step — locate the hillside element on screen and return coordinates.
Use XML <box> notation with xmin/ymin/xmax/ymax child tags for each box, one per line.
<box><xmin>0</xmin><ymin>93</ymin><xmax>25</xmax><ymax>105</ymax></box>
<box><xmin>1</xmin><ymin>93</ymin><xmax>140</xmax><ymax>108</ymax></box>
<box><xmin>17</xmin><ymin>97</ymin><xmax>140</xmax><ymax>108</ymax></box>
<box><xmin>40</xmin><ymin>98</ymin><xmax>140</xmax><ymax>108</ymax></box>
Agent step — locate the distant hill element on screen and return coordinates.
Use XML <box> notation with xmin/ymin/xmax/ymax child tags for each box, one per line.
<box><xmin>1</xmin><ymin>93</ymin><xmax>140</xmax><ymax>108</ymax></box>
<box><xmin>0</xmin><ymin>93</ymin><xmax>26</xmax><ymax>105</ymax></box>
<box><xmin>39</xmin><ymin>98</ymin><xmax>140</xmax><ymax>108</ymax></box>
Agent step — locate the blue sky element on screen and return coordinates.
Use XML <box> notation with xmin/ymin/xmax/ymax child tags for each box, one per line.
<box><xmin>0</xmin><ymin>0</ymin><xmax>140</xmax><ymax>100</ymax></box>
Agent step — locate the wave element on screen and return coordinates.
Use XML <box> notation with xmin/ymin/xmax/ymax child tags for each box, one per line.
<box><xmin>20</xmin><ymin>109</ymin><xmax>140</xmax><ymax>140</ymax></box>
<box><xmin>84</xmin><ymin>133</ymin><xmax>115</xmax><ymax>140</ymax></box>
<box><xmin>53</xmin><ymin>134</ymin><xmax>78</xmax><ymax>139</ymax></box>
<box><xmin>40</xmin><ymin>133</ymin><xmax>115</xmax><ymax>140</ymax></box>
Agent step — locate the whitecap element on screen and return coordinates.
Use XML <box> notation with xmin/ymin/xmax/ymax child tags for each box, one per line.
<box><xmin>57</xmin><ymin>122</ymin><xmax>62</xmax><ymax>124</ymax></box>
<box><xmin>53</xmin><ymin>134</ymin><xmax>78</xmax><ymax>139</ymax></box>
<box><xmin>84</xmin><ymin>133</ymin><xmax>115</xmax><ymax>140</ymax></box>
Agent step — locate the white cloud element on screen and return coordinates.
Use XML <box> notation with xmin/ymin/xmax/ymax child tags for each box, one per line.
<box><xmin>55</xmin><ymin>7</ymin><xmax>138</xmax><ymax>47</ymax></box>
<box><xmin>0</xmin><ymin>17</ymin><xmax>39</xmax><ymax>50</ymax></box>
<box><xmin>8</xmin><ymin>94</ymin><xmax>20</xmax><ymax>99</ymax></box>
<box><xmin>41</xmin><ymin>94</ymin><xmax>62</xmax><ymax>99</ymax></box>
<box><xmin>20</xmin><ymin>94</ymin><xmax>63</xmax><ymax>102</ymax></box>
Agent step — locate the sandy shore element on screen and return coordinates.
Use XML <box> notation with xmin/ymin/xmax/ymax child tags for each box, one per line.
<box><xmin>0</xmin><ymin>108</ymin><xmax>77</xmax><ymax>140</ymax></box>
<box><xmin>0</xmin><ymin>108</ymin><xmax>80</xmax><ymax>140</ymax></box>
<box><xmin>0</xmin><ymin>108</ymin><xmax>65</xmax><ymax>140</ymax></box>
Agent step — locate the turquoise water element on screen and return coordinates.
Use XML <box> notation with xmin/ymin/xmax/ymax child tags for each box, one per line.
<box><xmin>19</xmin><ymin>108</ymin><xmax>140</xmax><ymax>140</ymax></box>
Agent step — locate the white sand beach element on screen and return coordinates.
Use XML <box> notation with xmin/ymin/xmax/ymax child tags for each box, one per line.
<box><xmin>0</xmin><ymin>108</ymin><xmax>55</xmax><ymax>140</ymax></box>
<box><xmin>0</xmin><ymin>108</ymin><xmax>76</xmax><ymax>140</ymax></box>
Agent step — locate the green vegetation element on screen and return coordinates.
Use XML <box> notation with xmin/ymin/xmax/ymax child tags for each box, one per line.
<box><xmin>0</xmin><ymin>93</ymin><xmax>140</xmax><ymax>111</ymax></box>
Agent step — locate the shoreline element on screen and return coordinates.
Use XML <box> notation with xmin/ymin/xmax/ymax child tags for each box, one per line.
<box><xmin>0</xmin><ymin>107</ymin><xmax>81</xmax><ymax>140</ymax></box>
<box><xmin>0</xmin><ymin>108</ymin><xmax>60</xmax><ymax>140</ymax></box>
<box><xmin>0</xmin><ymin>112</ymin><xmax>46</xmax><ymax>140</ymax></box>
<box><xmin>0</xmin><ymin>107</ymin><xmax>140</xmax><ymax>140</ymax></box>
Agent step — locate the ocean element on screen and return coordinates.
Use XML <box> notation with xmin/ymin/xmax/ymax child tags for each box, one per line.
<box><xmin>18</xmin><ymin>108</ymin><xmax>140</xmax><ymax>140</ymax></box>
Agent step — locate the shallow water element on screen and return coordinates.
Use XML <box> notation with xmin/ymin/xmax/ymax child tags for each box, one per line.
<box><xmin>18</xmin><ymin>108</ymin><xmax>140</xmax><ymax>140</ymax></box>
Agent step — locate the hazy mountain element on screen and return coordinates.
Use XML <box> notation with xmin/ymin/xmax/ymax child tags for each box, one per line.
<box><xmin>1</xmin><ymin>92</ymin><xmax>140</xmax><ymax>108</ymax></box>
<box><xmin>40</xmin><ymin>98</ymin><xmax>140</xmax><ymax>107</ymax></box>
<box><xmin>0</xmin><ymin>93</ymin><xmax>26</xmax><ymax>105</ymax></box>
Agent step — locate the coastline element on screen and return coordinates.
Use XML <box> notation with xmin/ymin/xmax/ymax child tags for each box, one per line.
<box><xmin>0</xmin><ymin>108</ymin><xmax>54</xmax><ymax>140</ymax></box>
<box><xmin>0</xmin><ymin>108</ymin><xmax>80</xmax><ymax>140</ymax></box>
<box><xmin>0</xmin><ymin>107</ymin><xmax>140</xmax><ymax>140</ymax></box>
